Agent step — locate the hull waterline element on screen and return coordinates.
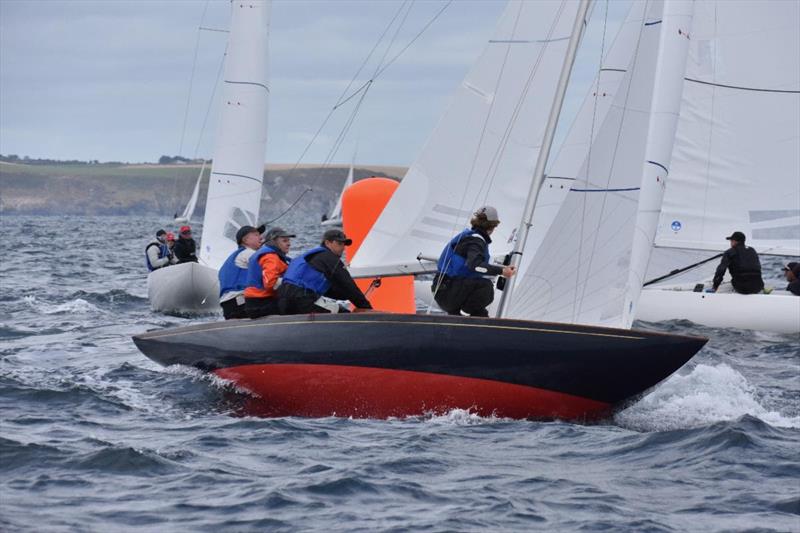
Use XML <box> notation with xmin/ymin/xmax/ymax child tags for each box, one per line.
<box><xmin>132</xmin><ymin>313</ymin><xmax>707</xmax><ymax>420</ymax></box>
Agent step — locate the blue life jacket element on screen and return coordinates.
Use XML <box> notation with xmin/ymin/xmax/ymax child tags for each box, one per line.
<box><xmin>245</xmin><ymin>245</ymin><xmax>283</xmax><ymax>290</ymax></box>
<box><xmin>145</xmin><ymin>241</ymin><xmax>169</xmax><ymax>272</ymax></box>
<box><xmin>437</xmin><ymin>229</ymin><xmax>490</xmax><ymax>279</ymax></box>
<box><xmin>218</xmin><ymin>246</ymin><xmax>250</xmax><ymax>297</ymax></box>
<box><xmin>282</xmin><ymin>246</ymin><xmax>331</xmax><ymax>295</ymax></box>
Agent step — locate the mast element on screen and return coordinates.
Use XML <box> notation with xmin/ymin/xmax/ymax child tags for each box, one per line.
<box><xmin>495</xmin><ymin>0</ymin><xmax>592</xmax><ymax>318</ymax></box>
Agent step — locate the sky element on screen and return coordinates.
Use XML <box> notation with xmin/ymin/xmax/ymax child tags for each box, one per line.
<box><xmin>0</xmin><ymin>0</ymin><xmax>629</xmax><ymax>167</ymax></box>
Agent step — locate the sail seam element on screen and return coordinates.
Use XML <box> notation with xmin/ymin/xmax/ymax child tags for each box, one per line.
<box><xmin>489</xmin><ymin>36</ymin><xmax>570</xmax><ymax>44</ymax></box>
<box><xmin>212</xmin><ymin>171</ymin><xmax>262</xmax><ymax>184</ymax></box>
<box><xmin>570</xmin><ymin>187</ymin><xmax>640</xmax><ymax>192</ymax></box>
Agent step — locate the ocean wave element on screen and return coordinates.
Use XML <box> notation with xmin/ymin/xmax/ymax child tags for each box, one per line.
<box><xmin>615</xmin><ymin>363</ymin><xmax>800</xmax><ymax>431</ymax></box>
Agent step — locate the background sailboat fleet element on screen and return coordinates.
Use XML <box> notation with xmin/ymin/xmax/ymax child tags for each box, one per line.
<box><xmin>152</xmin><ymin>0</ymin><xmax>798</xmax><ymax>334</ymax></box>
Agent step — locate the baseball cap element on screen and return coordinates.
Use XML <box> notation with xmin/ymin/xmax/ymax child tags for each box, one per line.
<box><xmin>782</xmin><ymin>262</ymin><xmax>799</xmax><ymax>273</ymax></box>
<box><xmin>262</xmin><ymin>227</ymin><xmax>296</xmax><ymax>243</ymax></box>
<box><xmin>166</xmin><ymin>232</ymin><xmax>175</xmax><ymax>242</ymax></box>
<box><xmin>235</xmin><ymin>225</ymin><xmax>260</xmax><ymax>245</ymax></box>
<box><xmin>322</xmin><ymin>229</ymin><xmax>353</xmax><ymax>246</ymax></box>
<box><xmin>725</xmin><ymin>231</ymin><xmax>746</xmax><ymax>242</ymax></box>
<box><xmin>155</xmin><ymin>229</ymin><xmax>167</xmax><ymax>238</ymax></box>
<box><xmin>179</xmin><ymin>225</ymin><xmax>192</xmax><ymax>234</ymax></box>
<box><xmin>474</xmin><ymin>205</ymin><xmax>500</xmax><ymax>223</ymax></box>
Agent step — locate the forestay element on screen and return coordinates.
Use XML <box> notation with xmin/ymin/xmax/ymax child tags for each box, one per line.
<box><xmin>350</xmin><ymin>0</ymin><xmax>583</xmax><ymax>272</ymax></box>
<box><xmin>507</xmin><ymin>0</ymin><xmax>694</xmax><ymax>328</ymax></box>
<box><xmin>654</xmin><ymin>0</ymin><xmax>800</xmax><ymax>256</ymax></box>
<box><xmin>200</xmin><ymin>0</ymin><xmax>270</xmax><ymax>270</ymax></box>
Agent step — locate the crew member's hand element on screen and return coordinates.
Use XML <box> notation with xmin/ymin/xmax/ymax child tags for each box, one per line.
<box><xmin>502</xmin><ymin>265</ymin><xmax>517</xmax><ymax>278</ymax></box>
<box><xmin>704</xmin><ymin>287</ymin><xmax>716</xmax><ymax>293</ymax></box>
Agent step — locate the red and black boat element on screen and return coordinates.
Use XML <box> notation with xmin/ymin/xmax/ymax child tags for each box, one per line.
<box><xmin>132</xmin><ymin>313</ymin><xmax>706</xmax><ymax>421</ymax></box>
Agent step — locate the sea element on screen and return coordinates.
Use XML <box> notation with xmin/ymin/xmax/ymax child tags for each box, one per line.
<box><xmin>1</xmin><ymin>214</ymin><xmax>798</xmax><ymax>532</ymax></box>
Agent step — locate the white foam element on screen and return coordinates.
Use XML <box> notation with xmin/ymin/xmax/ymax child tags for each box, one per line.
<box><xmin>23</xmin><ymin>296</ymin><xmax>101</xmax><ymax>315</ymax></box>
<box><xmin>615</xmin><ymin>363</ymin><xmax>800</xmax><ymax>431</ymax></box>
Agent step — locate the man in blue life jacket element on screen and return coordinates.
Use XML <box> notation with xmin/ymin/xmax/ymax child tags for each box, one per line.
<box><xmin>145</xmin><ymin>229</ymin><xmax>172</xmax><ymax>271</ymax></box>
<box><xmin>278</xmin><ymin>229</ymin><xmax>373</xmax><ymax>314</ymax></box>
<box><xmin>433</xmin><ymin>206</ymin><xmax>517</xmax><ymax>317</ymax></box>
<box><xmin>708</xmin><ymin>231</ymin><xmax>764</xmax><ymax>294</ymax></box>
<box><xmin>244</xmin><ymin>227</ymin><xmax>295</xmax><ymax>318</ymax></box>
<box><xmin>218</xmin><ymin>225</ymin><xmax>264</xmax><ymax>319</ymax></box>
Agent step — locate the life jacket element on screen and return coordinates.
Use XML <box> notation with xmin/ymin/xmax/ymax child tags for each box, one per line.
<box><xmin>244</xmin><ymin>245</ymin><xmax>289</xmax><ymax>298</ymax></box>
<box><xmin>282</xmin><ymin>246</ymin><xmax>331</xmax><ymax>295</ymax></box>
<box><xmin>218</xmin><ymin>246</ymin><xmax>250</xmax><ymax>297</ymax></box>
<box><xmin>437</xmin><ymin>229</ymin><xmax>490</xmax><ymax>279</ymax></box>
<box><xmin>145</xmin><ymin>241</ymin><xmax>169</xmax><ymax>271</ymax></box>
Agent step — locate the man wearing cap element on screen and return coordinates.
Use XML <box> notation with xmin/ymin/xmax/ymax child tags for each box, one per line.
<box><xmin>710</xmin><ymin>231</ymin><xmax>764</xmax><ymax>294</ymax></box>
<box><xmin>433</xmin><ymin>206</ymin><xmax>516</xmax><ymax>317</ymax></box>
<box><xmin>278</xmin><ymin>229</ymin><xmax>373</xmax><ymax>314</ymax></box>
<box><xmin>145</xmin><ymin>229</ymin><xmax>171</xmax><ymax>271</ymax></box>
<box><xmin>218</xmin><ymin>225</ymin><xmax>263</xmax><ymax>319</ymax></box>
<box><xmin>782</xmin><ymin>262</ymin><xmax>800</xmax><ymax>296</ymax></box>
<box><xmin>244</xmin><ymin>227</ymin><xmax>296</xmax><ymax>318</ymax></box>
<box><xmin>173</xmin><ymin>225</ymin><xmax>199</xmax><ymax>264</ymax></box>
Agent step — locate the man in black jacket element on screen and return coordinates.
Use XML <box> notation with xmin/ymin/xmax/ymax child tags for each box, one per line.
<box><xmin>278</xmin><ymin>229</ymin><xmax>373</xmax><ymax>314</ymax></box>
<box><xmin>782</xmin><ymin>262</ymin><xmax>800</xmax><ymax>296</ymax></box>
<box><xmin>173</xmin><ymin>225</ymin><xmax>199</xmax><ymax>264</ymax></box>
<box><xmin>710</xmin><ymin>231</ymin><xmax>764</xmax><ymax>294</ymax></box>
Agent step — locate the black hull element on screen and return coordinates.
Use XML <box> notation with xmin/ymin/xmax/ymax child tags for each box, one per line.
<box><xmin>132</xmin><ymin>313</ymin><xmax>706</xmax><ymax>419</ymax></box>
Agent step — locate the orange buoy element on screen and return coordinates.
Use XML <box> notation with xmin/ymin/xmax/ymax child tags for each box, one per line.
<box><xmin>342</xmin><ymin>177</ymin><xmax>415</xmax><ymax>314</ymax></box>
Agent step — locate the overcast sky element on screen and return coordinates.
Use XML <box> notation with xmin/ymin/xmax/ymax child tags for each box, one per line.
<box><xmin>0</xmin><ymin>0</ymin><xmax>629</xmax><ymax>166</ymax></box>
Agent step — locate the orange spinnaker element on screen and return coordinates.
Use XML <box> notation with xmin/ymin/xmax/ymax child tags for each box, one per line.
<box><xmin>342</xmin><ymin>177</ymin><xmax>415</xmax><ymax>314</ymax></box>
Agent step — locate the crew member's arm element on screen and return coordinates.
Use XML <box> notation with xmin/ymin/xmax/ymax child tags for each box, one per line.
<box><xmin>309</xmin><ymin>252</ymin><xmax>372</xmax><ymax>309</ymax></box>
<box><xmin>712</xmin><ymin>251</ymin><xmax>732</xmax><ymax>290</ymax></box>
<box><xmin>459</xmin><ymin>238</ymin><xmax>504</xmax><ymax>276</ymax></box>
<box><xmin>260</xmin><ymin>254</ymin><xmax>285</xmax><ymax>293</ymax></box>
<box><xmin>147</xmin><ymin>245</ymin><xmax>170</xmax><ymax>268</ymax></box>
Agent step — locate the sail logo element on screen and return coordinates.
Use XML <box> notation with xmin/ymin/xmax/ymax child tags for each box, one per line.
<box><xmin>671</xmin><ymin>220</ymin><xmax>682</xmax><ymax>232</ymax></box>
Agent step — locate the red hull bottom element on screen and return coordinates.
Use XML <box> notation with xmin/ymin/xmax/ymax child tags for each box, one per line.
<box><xmin>214</xmin><ymin>364</ymin><xmax>612</xmax><ymax>421</ymax></box>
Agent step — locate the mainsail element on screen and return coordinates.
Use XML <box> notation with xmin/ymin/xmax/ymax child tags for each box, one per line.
<box><xmin>199</xmin><ymin>0</ymin><xmax>270</xmax><ymax>270</ymax></box>
<box><xmin>350</xmin><ymin>0</ymin><xmax>585</xmax><ymax>272</ymax></box>
<box><xmin>654</xmin><ymin>0</ymin><xmax>800</xmax><ymax>257</ymax></box>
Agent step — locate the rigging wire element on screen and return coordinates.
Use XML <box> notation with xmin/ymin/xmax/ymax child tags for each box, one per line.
<box><xmin>263</xmin><ymin>0</ymin><xmax>453</xmax><ymax>226</ymax></box>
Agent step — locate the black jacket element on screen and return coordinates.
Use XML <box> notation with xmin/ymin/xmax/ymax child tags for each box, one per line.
<box><xmin>713</xmin><ymin>245</ymin><xmax>762</xmax><ymax>289</ymax></box>
<box><xmin>787</xmin><ymin>279</ymin><xmax>800</xmax><ymax>296</ymax></box>
<box><xmin>173</xmin><ymin>237</ymin><xmax>199</xmax><ymax>264</ymax></box>
<box><xmin>306</xmin><ymin>248</ymin><xmax>372</xmax><ymax>309</ymax></box>
<box><xmin>453</xmin><ymin>228</ymin><xmax>504</xmax><ymax>277</ymax></box>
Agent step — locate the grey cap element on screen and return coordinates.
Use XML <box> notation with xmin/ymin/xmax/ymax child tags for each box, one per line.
<box><xmin>262</xmin><ymin>227</ymin><xmax>296</xmax><ymax>243</ymax></box>
<box><xmin>474</xmin><ymin>205</ymin><xmax>500</xmax><ymax>222</ymax></box>
<box><xmin>322</xmin><ymin>229</ymin><xmax>353</xmax><ymax>246</ymax></box>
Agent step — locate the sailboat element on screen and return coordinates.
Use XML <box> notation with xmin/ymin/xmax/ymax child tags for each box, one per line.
<box><xmin>173</xmin><ymin>160</ymin><xmax>206</xmax><ymax>225</ymax></box>
<box><xmin>134</xmin><ymin>0</ymin><xmax>708</xmax><ymax>420</ymax></box>
<box><xmin>321</xmin><ymin>153</ymin><xmax>356</xmax><ymax>228</ymax></box>
<box><xmin>147</xmin><ymin>0</ymin><xmax>270</xmax><ymax>316</ymax></box>
<box><xmin>634</xmin><ymin>0</ymin><xmax>800</xmax><ymax>334</ymax></box>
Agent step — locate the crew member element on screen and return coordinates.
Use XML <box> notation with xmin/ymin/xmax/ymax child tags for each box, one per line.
<box><xmin>165</xmin><ymin>232</ymin><xmax>178</xmax><ymax>264</ymax></box>
<box><xmin>278</xmin><ymin>229</ymin><xmax>373</xmax><ymax>314</ymax></box>
<box><xmin>145</xmin><ymin>229</ymin><xmax>171</xmax><ymax>271</ymax></box>
<box><xmin>218</xmin><ymin>225</ymin><xmax>262</xmax><ymax>319</ymax></box>
<box><xmin>433</xmin><ymin>206</ymin><xmax>516</xmax><ymax>317</ymax></box>
<box><xmin>782</xmin><ymin>262</ymin><xmax>800</xmax><ymax>296</ymax></box>
<box><xmin>244</xmin><ymin>227</ymin><xmax>295</xmax><ymax>318</ymax></box>
<box><xmin>173</xmin><ymin>225</ymin><xmax>199</xmax><ymax>264</ymax></box>
<box><xmin>710</xmin><ymin>231</ymin><xmax>764</xmax><ymax>294</ymax></box>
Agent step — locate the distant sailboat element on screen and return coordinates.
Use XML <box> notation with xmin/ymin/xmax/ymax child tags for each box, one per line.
<box><xmin>321</xmin><ymin>152</ymin><xmax>356</xmax><ymax>228</ymax></box>
<box><xmin>173</xmin><ymin>160</ymin><xmax>206</xmax><ymax>225</ymax></box>
<box><xmin>148</xmin><ymin>0</ymin><xmax>270</xmax><ymax>316</ymax></box>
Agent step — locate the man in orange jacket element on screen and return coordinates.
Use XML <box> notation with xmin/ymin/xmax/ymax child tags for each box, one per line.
<box><xmin>244</xmin><ymin>227</ymin><xmax>295</xmax><ymax>318</ymax></box>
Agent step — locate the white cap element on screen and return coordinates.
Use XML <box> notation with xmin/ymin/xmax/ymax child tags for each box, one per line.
<box><xmin>474</xmin><ymin>205</ymin><xmax>499</xmax><ymax>222</ymax></box>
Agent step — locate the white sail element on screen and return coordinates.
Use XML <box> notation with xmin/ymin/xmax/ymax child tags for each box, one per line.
<box><xmin>654</xmin><ymin>0</ymin><xmax>800</xmax><ymax>256</ymax></box>
<box><xmin>329</xmin><ymin>155</ymin><xmax>355</xmax><ymax>222</ymax></box>
<box><xmin>175</xmin><ymin>161</ymin><xmax>206</xmax><ymax>224</ymax></box>
<box><xmin>350</xmin><ymin>0</ymin><xmax>583</xmax><ymax>271</ymax></box>
<box><xmin>508</xmin><ymin>0</ymin><xmax>694</xmax><ymax>328</ymax></box>
<box><xmin>516</xmin><ymin>0</ymin><xmax>646</xmax><ymax>283</ymax></box>
<box><xmin>199</xmin><ymin>0</ymin><xmax>270</xmax><ymax>269</ymax></box>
